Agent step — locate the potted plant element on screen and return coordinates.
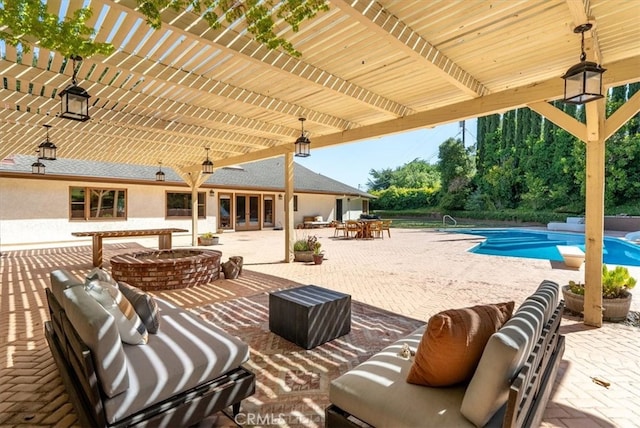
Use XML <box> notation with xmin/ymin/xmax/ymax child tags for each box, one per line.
<box><xmin>312</xmin><ymin>242</ymin><xmax>324</xmax><ymax>265</ymax></box>
<box><xmin>562</xmin><ymin>265</ymin><xmax>636</xmax><ymax>321</ymax></box>
<box><xmin>200</xmin><ymin>232</ymin><xmax>219</xmax><ymax>246</ymax></box>
<box><xmin>293</xmin><ymin>235</ymin><xmax>317</xmax><ymax>262</ymax></box>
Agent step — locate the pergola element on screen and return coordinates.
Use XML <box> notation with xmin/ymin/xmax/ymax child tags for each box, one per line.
<box><xmin>1</xmin><ymin>0</ymin><xmax>639</xmax><ymax>327</ymax></box>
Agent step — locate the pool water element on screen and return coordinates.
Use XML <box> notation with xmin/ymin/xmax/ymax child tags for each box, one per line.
<box><xmin>455</xmin><ymin>229</ymin><xmax>640</xmax><ymax>267</ymax></box>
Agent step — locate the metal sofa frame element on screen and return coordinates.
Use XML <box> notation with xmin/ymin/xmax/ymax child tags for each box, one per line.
<box><xmin>45</xmin><ymin>288</ymin><xmax>255</xmax><ymax>427</ymax></box>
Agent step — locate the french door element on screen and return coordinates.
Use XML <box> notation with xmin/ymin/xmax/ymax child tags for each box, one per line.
<box><xmin>263</xmin><ymin>195</ymin><xmax>275</xmax><ymax>227</ymax></box>
<box><xmin>235</xmin><ymin>194</ymin><xmax>260</xmax><ymax>231</ymax></box>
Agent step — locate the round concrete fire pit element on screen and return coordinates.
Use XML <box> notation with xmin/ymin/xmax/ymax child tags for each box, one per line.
<box><xmin>110</xmin><ymin>249</ymin><xmax>222</xmax><ymax>291</ymax></box>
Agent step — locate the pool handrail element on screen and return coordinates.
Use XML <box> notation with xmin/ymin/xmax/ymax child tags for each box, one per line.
<box><xmin>443</xmin><ymin>215</ymin><xmax>457</xmax><ymax>227</ymax></box>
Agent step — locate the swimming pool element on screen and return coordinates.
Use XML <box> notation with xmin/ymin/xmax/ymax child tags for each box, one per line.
<box><xmin>454</xmin><ymin>228</ymin><xmax>640</xmax><ymax>267</ymax></box>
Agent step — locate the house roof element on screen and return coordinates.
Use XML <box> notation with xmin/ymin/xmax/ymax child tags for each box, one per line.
<box><xmin>1</xmin><ymin>1</ymin><xmax>638</xmax><ymax>175</ymax></box>
<box><xmin>0</xmin><ymin>154</ymin><xmax>372</xmax><ymax>198</ymax></box>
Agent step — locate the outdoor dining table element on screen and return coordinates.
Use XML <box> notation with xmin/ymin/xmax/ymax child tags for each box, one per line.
<box><xmin>355</xmin><ymin>219</ymin><xmax>380</xmax><ymax>239</ymax></box>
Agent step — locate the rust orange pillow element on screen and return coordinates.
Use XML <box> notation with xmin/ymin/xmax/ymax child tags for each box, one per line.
<box><xmin>406</xmin><ymin>301</ymin><xmax>514</xmax><ymax>387</ymax></box>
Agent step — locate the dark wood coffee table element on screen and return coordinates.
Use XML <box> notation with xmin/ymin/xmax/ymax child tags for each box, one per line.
<box><xmin>269</xmin><ymin>285</ymin><xmax>351</xmax><ymax>349</ymax></box>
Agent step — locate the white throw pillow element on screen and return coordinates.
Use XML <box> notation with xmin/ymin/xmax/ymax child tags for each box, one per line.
<box><xmin>85</xmin><ymin>279</ymin><xmax>148</xmax><ymax>345</ymax></box>
<box><xmin>85</xmin><ymin>267</ymin><xmax>117</xmax><ymax>286</ymax></box>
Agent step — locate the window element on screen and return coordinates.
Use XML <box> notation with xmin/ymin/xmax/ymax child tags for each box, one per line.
<box><xmin>70</xmin><ymin>187</ymin><xmax>127</xmax><ymax>220</ymax></box>
<box><xmin>294</xmin><ymin>195</ymin><xmax>298</xmax><ymax>212</ymax></box>
<box><xmin>166</xmin><ymin>192</ymin><xmax>205</xmax><ymax>218</ymax></box>
<box><xmin>362</xmin><ymin>199</ymin><xmax>369</xmax><ymax>214</ymax></box>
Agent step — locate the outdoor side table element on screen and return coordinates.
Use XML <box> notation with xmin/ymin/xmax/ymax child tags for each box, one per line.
<box><xmin>269</xmin><ymin>285</ymin><xmax>351</xmax><ymax>349</ymax></box>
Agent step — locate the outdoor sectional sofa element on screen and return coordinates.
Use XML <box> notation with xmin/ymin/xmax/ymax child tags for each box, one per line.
<box><xmin>326</xmin><ymin>280</ymin><xmax>565</xmax><ymax>427</ymax></box>
<box><xmin>44</xmin><ymin>269</ymin><xmax>255</xmax><ymax>427</ymax></box>
<box><xmin>303</xmin><ymin>215</ymin><xmax>332</xmax><ymax>228</ymax></box>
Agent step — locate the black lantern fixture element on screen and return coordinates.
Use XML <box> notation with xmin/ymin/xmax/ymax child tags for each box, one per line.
<box><xmin>59</xmin><ymin>55</ymin><xmax>91</xmax><ymax>121</ymax></box>
<box><xmin>155</xmin><ymin>162</ymin><xmax>165</xmax><ymax>182</ymax></box>
<box><xmin>38</xmin><ymin>124</ymin><xmax>57</xmax><ymax>160</ymax></box>
<box><xmin>562</xmin><ymin>23</ymin><xmax>606</xmax><ymax>105</ymax></box>
<box><xmin>294</xmin><ymin>117</ymin><xmax>310</xmax><ymax>157</ymax></box>
<box><xmin>31</xmin><ymin>150</ymin><xmax>46</xmax><ymax>175</ymax></box>
<box><xmin>202</xmin><ymin>147</ymin><xmax>214</xmax><ymax>174</ymax></box>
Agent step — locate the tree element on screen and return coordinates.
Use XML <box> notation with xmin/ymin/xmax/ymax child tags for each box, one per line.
<box><xmin>438</xmin><ymin>138</ymin><xmax>473</xmax><ymax>190</ymax></box>
<box><xmin>390</xmin><ymin>159</ymin><xmax>440</xmax><ymax>189</ymax></box>
<box><xmin>628</xmin><ymin>83</ymin><xmax>640</xmax><ymax>135</ymax></box>
<box><xmin>437</xmin><ymin>138</ymin><xmax>474</xmax><ymax>209</ymax></box>
<box><xmin>0</xmin><ymin>1</ymin><xmax>112</xmax><ymax>58</ymax></box>
<box><xmin>0</xmin><ymin>0</ymin><xmax>329</xmax><ymax>58</ymax></box>
<box><xmin>475</xmin><ymin>114</ymin><xmax>500</xmax><ymax>176</ymax></box>
<box><xmin>367</xmin><ymin>167</ymin><xmax>394</xmax><ymax>191</ymax></box>
<box><xmin>367</xmin><ymin>159</ymin><xmax>439</xmax><ymax>191</ymax></box>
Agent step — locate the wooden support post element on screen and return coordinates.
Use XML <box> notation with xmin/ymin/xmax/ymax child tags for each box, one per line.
<box><xmin>191</xmin><ymin>186</ymin><xmax>199</xmax><ymax>247</ymax></box>
<box><xmin>284</xmin><ymin>152</ymin><xmax>295</xmax><ymax>263</ymax></box>
<box><xmin>583</xmin><ymin>98</ymin><xmax>606</xmax><ymax>327</ymax></box>
<box><xmin>92</xmin><ymin>235</ymin><xmax>103</xmax><ymax>268</ymax></box>
<box><xmin>158</xmin><ymin>233</ymin><xmax>172</xmax><ymax>250</ymax></box>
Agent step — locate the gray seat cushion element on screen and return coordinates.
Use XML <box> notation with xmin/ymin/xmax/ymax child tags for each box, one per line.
<box><xmin>103</xmin><ymin>298</ymin><xmax>251</xmax><ymax>424</ymax></box>
<box><xmin>329</xmin><ymin>326</ymin><xmax>474</xmax><ymax>428</ymax></box>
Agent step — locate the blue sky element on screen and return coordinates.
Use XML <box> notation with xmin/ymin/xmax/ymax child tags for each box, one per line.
<box><xmin>297</xmin><ymin>119</ymin><xmax>477</xmax><ymax>190</ymax></box>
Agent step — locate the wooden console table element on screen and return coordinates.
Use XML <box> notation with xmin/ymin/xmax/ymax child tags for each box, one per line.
<box><xmin>72</xmin><ymin>228</ymin><xmax>188</xmax><ymax>267</ymax></box>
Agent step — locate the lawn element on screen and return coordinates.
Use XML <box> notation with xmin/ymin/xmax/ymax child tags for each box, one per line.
<box><xmin>386</xmin><ymin>216</ymin><xmax>545</xmax><ymax>229</ymax></box>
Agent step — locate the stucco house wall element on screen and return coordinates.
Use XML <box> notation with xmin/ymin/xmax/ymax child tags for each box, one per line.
<box><xmin>0</xmin><ymin>177</ymin><xmax>214</xmax><ymax>246</ymax></box>
<box><xmin>0</xmin><ymin>156</ymin><xmax>372</xmax><ymax>248</ymax></box>
<box><xmin>293</xmin><ymin>193</ymin><xmax>336</xmax><ymax>225</ymax></box>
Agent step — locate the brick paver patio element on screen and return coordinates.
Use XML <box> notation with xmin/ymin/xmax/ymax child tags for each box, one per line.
<box><xmin>1</xmin><ymin>227</ymin><xmax>639</xmax><ymax>427</ymax></box>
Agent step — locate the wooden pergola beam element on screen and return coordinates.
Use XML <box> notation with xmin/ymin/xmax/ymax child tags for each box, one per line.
<box><xmin>214</xmin><ymin>55</ymin><xmax>639</xmax><ymax>169</ymax></box>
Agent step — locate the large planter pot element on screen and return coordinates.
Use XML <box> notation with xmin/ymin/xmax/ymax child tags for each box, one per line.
<box><xmin>294</xmin><ymin>250</ymin><xmax>314</xmax><ymax>262</ymax></box>
<box><xmin>200</xmin><ymin>236</ymin><xmax>219</xmax><ymax>246</ymax></box>
<box><xmin>561</xmin><ymin>285</ymin><xmax>632</xmax><ymax>322</ymax></box>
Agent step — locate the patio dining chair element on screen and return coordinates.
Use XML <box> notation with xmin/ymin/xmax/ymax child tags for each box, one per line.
<box><xmin>345</xmin><ymin>220</ymin><xmax>363</xmax><ymax>239</ymax></box>
<box><xmin>369</xmin><ymin>220</ymin><xmax>383</xmax><ymax>239</ymax></box>
<box><xmin>381</xmin><ymin>220</ymin><xmax>392</xmax><ymax>238</ymax></box>
<box><xmin>334</xmin><ymin>222</ymin><xmax>347</xmax><ymax>237</ymax></box>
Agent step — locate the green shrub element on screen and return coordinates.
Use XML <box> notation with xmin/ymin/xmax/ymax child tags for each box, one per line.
<box><xmin>568</xmin><ymin>265</ymin><xmax>637</xmax><ymax>299</ymax></box>
<box><xmin>439</xmin><ymin>189</ymin><xmax>470</xmax><ymax>211</ymax></box>
<box><xmin>293</xmin><ymin>235</ymin><xmax>318</xmax><ymax>252</ymax></box>
<box><xmin>370</xmin><ymin>186</ymin><xmax>439</xmax><ymax>211</ymax></box>
<box><xmin>464</xmin><ymin>189</ymin><xmax>496</xmax><ymax>211</ymax></box>
<box><xmin>293</xmin><ymin>240</ymin><xmax>308</xmax><ymax>251</ymax></box>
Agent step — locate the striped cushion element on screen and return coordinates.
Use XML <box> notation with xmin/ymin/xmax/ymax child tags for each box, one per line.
<box><xmin>460</xmin><ymin>281</ymin><xmax>556</xmax><ymax>426</ymax></box>
<box><xmin>118</xmin><ymin>281</ymin><xmax>161</xmax><ymax>334</ymax></box>
<box><xmin>62</xmin><ymin>286</ymin><xmax>129</xmax><ymax>397</ymax></box>
<box><xmin>86</xmin><ymin>280</ymin><xmax>149</xmax><ymax>345</ymax></box>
